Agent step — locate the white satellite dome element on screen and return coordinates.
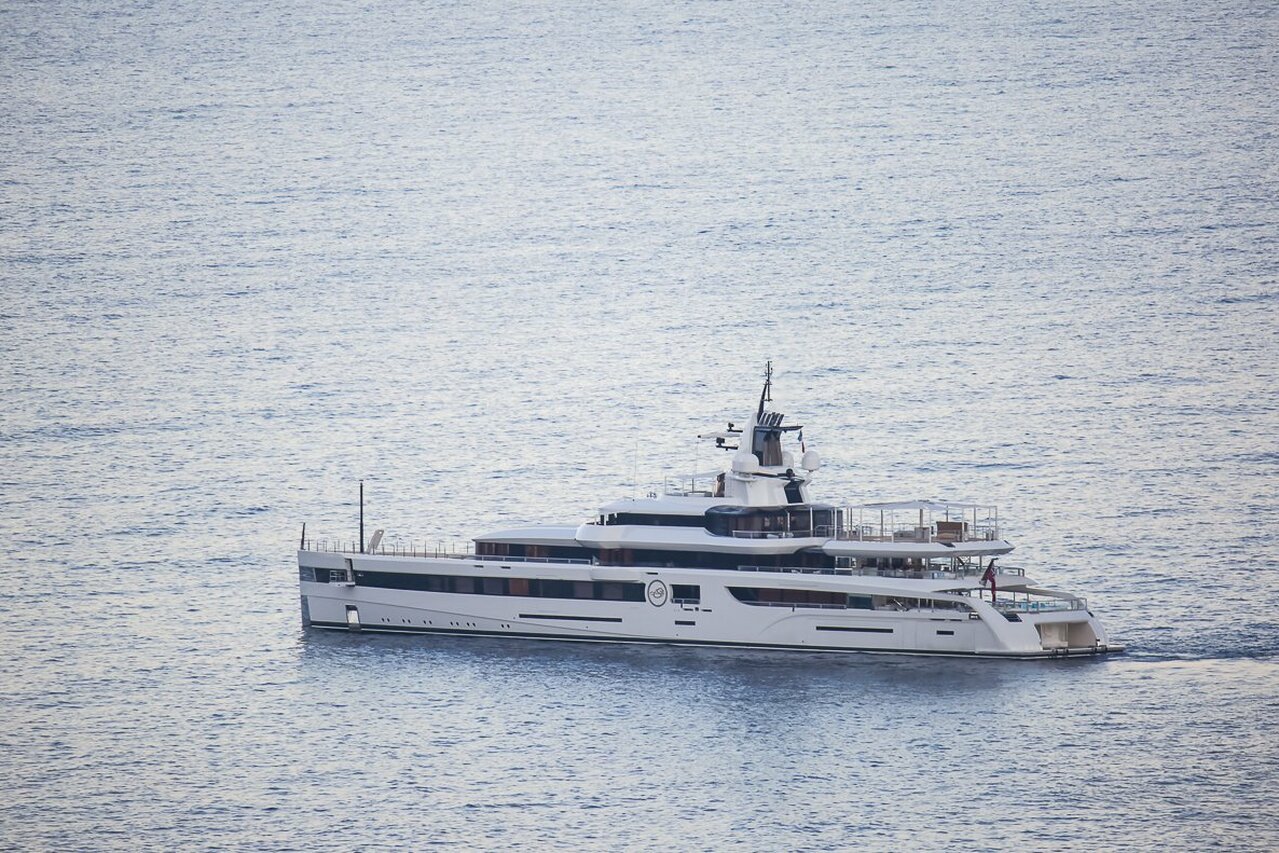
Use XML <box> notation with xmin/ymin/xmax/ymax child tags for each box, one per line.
<box><xmin>801</xmin><ymin>450</ymin><xmax>822</xmax><ymax>471</ymax></box>
<box><xmin>731</xmin><ymin>451</ymin><xmax>761</xmax><ymax>474</ymax></box>
<box><xmin>781</xmin><ymin>451</ymin><xmax>795</xmax><ymax>468</ymax></box>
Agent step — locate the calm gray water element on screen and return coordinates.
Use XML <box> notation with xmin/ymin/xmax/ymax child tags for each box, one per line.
<box><xmin>3</xmin><ymin>0</ymin><xmax>1278</xmax><ymax>848</ymax></box>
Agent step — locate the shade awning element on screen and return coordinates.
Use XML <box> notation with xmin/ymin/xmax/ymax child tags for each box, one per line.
<box><xmin>859</xmin><ymin>499</ymin><xmax>988</xmax><ymax>512</ymax></box>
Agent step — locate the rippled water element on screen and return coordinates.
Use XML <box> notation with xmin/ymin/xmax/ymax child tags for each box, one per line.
<box><xmin>3</xmin><ymin>0</ymin><xmax>1278</xmax><ymax>848</ymax></box>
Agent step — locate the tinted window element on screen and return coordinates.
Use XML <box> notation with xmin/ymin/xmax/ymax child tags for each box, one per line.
<box><xmin>728</xmin><ymin>587</ymin><xmax>877</xmax><ymax>610</ymax></box>
<box><xmin>672</xmin><ymin>584</ymin><xmax>701</xmax><ymax>603</ymax></box>
<box><xmin>351</xmin><ymin>571</ymin><xmax>646</xmax><ymax>603</ymax></box>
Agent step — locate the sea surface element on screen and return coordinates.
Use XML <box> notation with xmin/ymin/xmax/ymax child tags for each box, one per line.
<box><xmin>3</xmin><ymin>0</ymin><xmax>1278</xmax><ymax>848</ymax></box>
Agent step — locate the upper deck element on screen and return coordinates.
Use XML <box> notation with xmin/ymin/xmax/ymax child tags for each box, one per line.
<box><xmin>298</xmin><ymin>537</ymin><xmax>1033</xmax><ymax>590</ymax></box>
<box><xmin>585</xmin><ymin>496</ymin><xmax>1003</xmax><ymax>546</ymax></box>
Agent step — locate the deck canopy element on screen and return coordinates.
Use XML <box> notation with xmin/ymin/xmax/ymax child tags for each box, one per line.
<box><xmin>852</xmin><ymin>498</ymin><xmax>1001</xmax><ymax>543</ymax></box>
<box><xmin>597</xmin><ymin>495</ymin><xmax>736</xmax><ymax>517</ymax></box>
<box><xmin>473</xmin><ymin>525</ymin><xmax>583</xmax><ymax>547</ymax></box>
<box><xmin>861</xmin><ymin>500</ymin><xmax>986</xmax><ymax>512</ymax></box>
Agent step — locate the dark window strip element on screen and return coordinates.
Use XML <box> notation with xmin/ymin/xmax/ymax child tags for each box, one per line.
<box><xmin>353</xmin><ymin>570</ymin><xmax>645</xmax><ymax>603</ymax></box>
<box><xmin>518</xmin><ymin>614</ymin><xmax>623</xmax><ymax>623</ymax></box>
<box><xmin>728</xmin><ymin>587</ymin><xmax>874</xmax><ymax>609</ymax></box>
<box><xmin>671</xmin><ymin>584</ymin><xmax>701</xmax><ymax>603</ymax></box>
<box><xmin>675</xmin><ymin>620</ymin><xmax>696</xmax><ymax>626</ymax></box>
<box><xmin>815</xmin><ymin>625</ymin><xmax>894</xmax><ymax>634</ymax></box>
<box><xmin>599</xmin><ymin>513</ymin><xmax>710</xmax><ymax>528</ymax></box>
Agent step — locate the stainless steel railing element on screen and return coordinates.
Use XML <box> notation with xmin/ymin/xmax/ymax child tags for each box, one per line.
<box><xmin>299</xmin><ymin>540</ymin><xmax>590</xmax><ymax>564</ymax></box>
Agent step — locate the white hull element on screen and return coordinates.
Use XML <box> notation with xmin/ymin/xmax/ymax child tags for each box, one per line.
<box><xmin>298</xmin><ymin>368</ymin><xmax>1123</xmax><ymax>660</ymax></box>
<box><xmin>299</xmin><ymin>551</ymin><xmax>1121</xmax><ymax>659</ymax></box>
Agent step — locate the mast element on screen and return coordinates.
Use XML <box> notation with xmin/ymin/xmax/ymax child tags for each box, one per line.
<box><xmin>757</xmin><ymin>360</ymin><xmax>773</xmax><ymax>417</ymax></box>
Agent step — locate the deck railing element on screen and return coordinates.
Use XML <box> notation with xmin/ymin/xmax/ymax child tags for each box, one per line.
<box><xmin>725</xmin><ymin>525</ymin><xmax>1001</xmax><ymax>543</ymax></box>
<box><xmin>299</xmin><ymin>541</ymin><xmax>1022</xmax><ymax>580</ymax></box>
<box><xmin>736</xmin><ymin>564</ymin><xmax>856</xmax><ymax>576</ymax></box>
<box><xmin>299</xmin><ymin>540</ymin><xmax>590</xmax><ymax>564</ymax></box>
<box><xmin>832</xmin><ymin>526</ymin><xmax>1002</xmax><ymax>544</ymax></box>
<box><xmin>841</xmin><ymin>564</ymin><xmax>1027</xmax><ymax>580</ymax></box>
<box><xmin>585</xmin><ymin>504</ymin><xmax>1000</xmax><ymax>544</ymax></box>
<box><xmin>729</xmin><ymin>527</ymin><xmax>838</xmax><ymax>540</ymax></box>
<box><xmin>734</xmin><ymin>564</ymin><xmax>1027</xmax><ymax>582</ymax></box>
<box><xmin>997</xmin><ymin>597</ymin><xmax>1087</xmax><ymax>613</ymax></box>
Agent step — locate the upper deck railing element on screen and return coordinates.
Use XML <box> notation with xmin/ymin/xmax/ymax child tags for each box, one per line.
<box><xmin>998</xmin><ymin>597</ymin><xmax>1087</xmax><ymax>613</ymax></box>
<box><xmin>737</xmin><ymin>563</ymin><xmax>1028</xmax><ymax>581</ymax></box>
<box><xmin>833</xmin><ymin>523</ymin><xmax>1002</xmax><ymax>544</ymax></box>
<box><xmin>299</xmin><ymin>539</ymin><xmax>591</xmax><ymax>564</ymax></box>
<box><xmin>835</xmin><ymin>502</ymin><xmax>1002</xmax><ymax>543</ymax></box>
<box><xmin>729</xmin><ymin>525</ymin><xmax>840</xmax><ymax>540</ymax></box>
<box><xmin>302</xmin><ymin>539</ymin><xmax>1025</xmax><ymax>582</ymax></box>
<box><xmin>845</xmin><ymin>563</ymin><xmax>1025</xmax><ymax>580</ymax></box>
<box><xmin>726</xmin><ymin>524</ymin><xmax>1002</xmax><ymax>542</ymax></box>
<box><xmin>588</xmin><ymin>502</ymin><xmax>1000</xmax><ymax>543</ymax></box>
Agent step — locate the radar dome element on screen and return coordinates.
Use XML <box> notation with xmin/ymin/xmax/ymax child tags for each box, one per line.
<box><xmin>731</xmin><ymin>451</ymin><xmax>761</xmax><ymax>474</ymax></box>
<box><xmin>801</xmin><ymin>450</ymin><xmax>822</xmax><ymax>471</ymax></box>
<box><xmin>781</xmin><ymin>451</ymin><xmax>795</xmax><ymax>468</ymax></box>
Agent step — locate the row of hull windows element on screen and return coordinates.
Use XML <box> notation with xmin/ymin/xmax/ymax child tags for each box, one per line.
<box><xmin>475</xmin><ymin>542</ymin><xmax>594</xmax><ymax>560</ymax></box>
<box><xmin>729</xmin><ymin>587</ymin><xmax>873</xmax><ymax>608</ymax></box>
<box><xmin>703</xmin><ymin>506</ymin><xmax>839</xmax><ymax>537</ymax></box>
<box><xmin>594</xmin><ymin>513</ymin><xmax>707</xmax><ymax>528</ymax></box>
<box><xmin>590</xmin><ymin>506</ymin><xmax>841</xmax><ymax>536</ymax></box>
<box><xmin>598</xmin><ymin>551</ymin><xmax>944</xmax><ymax>572</ymax></box>
<box><xmin>302</xmin><ymin>566</ymin><xmax>646</xmax><ymax>602</ymax></box>
<box><xmin>473</xmin><ymin>541</ymin><xmax>934</xmax><ymax>574</ymax></box>
<box><xmin>298</xmin><ymin>568</ymin><xmax>953</xmax><ymax>613</ymax></box>
<box><xmin>596</xmin><ymin>548</ymin><xmax>832</xmax><ymax>570</ymax></box>
<box><xmin>473</xmin><ymin>543</ymin><xmax>834</xmax><ymax>571</ymax></box>
<box><xmin>729</xmin><ymin>588</ymin><xmax>971</xmax><ymax>612</ymax></box>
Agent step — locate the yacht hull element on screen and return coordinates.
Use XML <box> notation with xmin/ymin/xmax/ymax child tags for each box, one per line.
<box><xmin>298</xmin><ymin>551</ymin><xmax>1122</xmax><ymax>660</ymax></box>
<box><xmin>304</xmin><ymin>620</ymin><xmax>1122</xmax><ymax>659</ymax></box>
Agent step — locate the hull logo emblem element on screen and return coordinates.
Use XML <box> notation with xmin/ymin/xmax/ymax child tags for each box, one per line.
<box><xmin>647</xmin><ymin>580</ymin><xmax>668</xmax><ymax>607</ymax></box>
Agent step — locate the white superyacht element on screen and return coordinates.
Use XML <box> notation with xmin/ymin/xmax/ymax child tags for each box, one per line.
<box><xmin>298</xmin><ymin>366</ymin><xmax>1122</xmax><ymax>658</ymax></box>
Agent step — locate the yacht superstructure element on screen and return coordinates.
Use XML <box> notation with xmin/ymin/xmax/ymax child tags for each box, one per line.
<box><xmin>298</xmin><ymin>367</ymin><xmax>1121</xmax><ymax>658</ymax></box>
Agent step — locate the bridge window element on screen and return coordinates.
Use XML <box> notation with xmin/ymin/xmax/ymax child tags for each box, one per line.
<box><xmin>704</xmin><ymin>505</ymin><xmax>839</xmax><ymax>538</ymax></box>
<box><xmin>752</xmin><ymin>426</ymin><xmax>784</xmax><ymax>466</ymax></box>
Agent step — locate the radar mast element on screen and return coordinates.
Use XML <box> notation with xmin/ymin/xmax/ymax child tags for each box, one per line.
<box><xmin>757</xmin><ymin>360</ymin><xmax>773</xmax><ymax>416</ymax></box>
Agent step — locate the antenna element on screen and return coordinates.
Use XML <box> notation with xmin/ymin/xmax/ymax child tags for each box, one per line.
<box><xmin>757</xmin><ymin>360</ymin><xmax>773</xmax><ymax>416</ymax></box>
<box><xmin>359</xmin><ymin>480</ymin><xmax>365</xmax><ymax>554</ymax></box>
